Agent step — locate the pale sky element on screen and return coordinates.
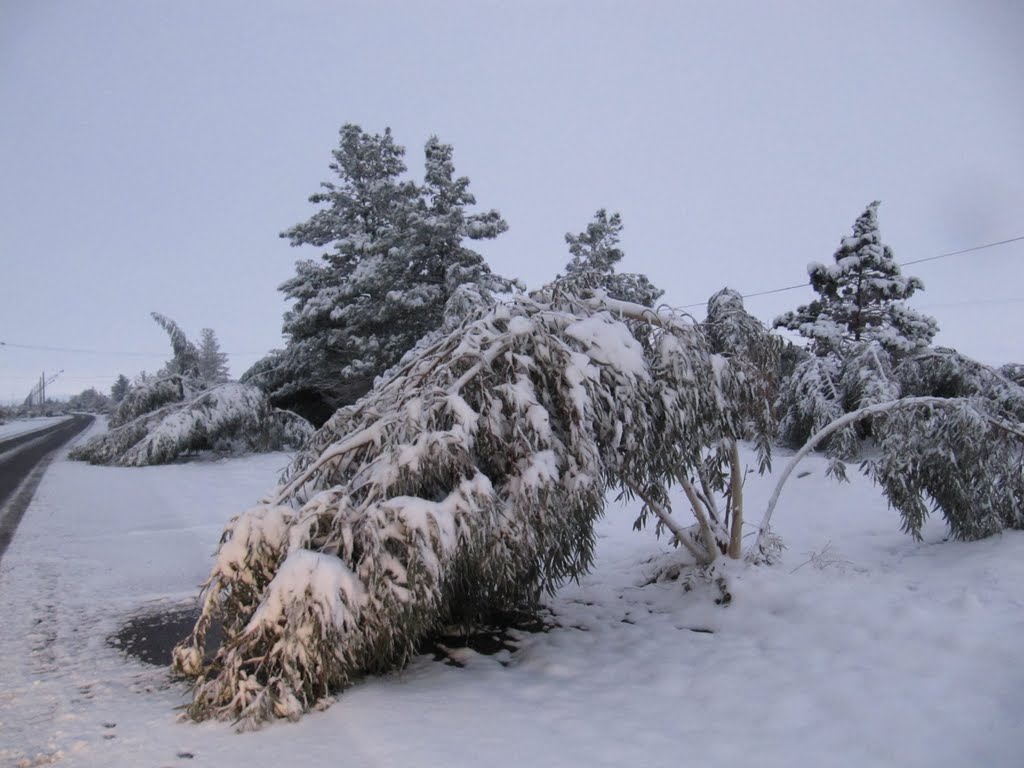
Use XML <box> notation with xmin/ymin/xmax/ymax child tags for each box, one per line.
<box><xmin>2</xmin><ymin>0</ymin><xmax>1022</xmax><ymax>401</ymax></box>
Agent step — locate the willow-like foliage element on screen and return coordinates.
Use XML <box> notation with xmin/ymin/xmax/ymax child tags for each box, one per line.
<box><xmin>172</xmin><ymin>289</ymin><xmax>766</xmax><ymax>727</ymax></box>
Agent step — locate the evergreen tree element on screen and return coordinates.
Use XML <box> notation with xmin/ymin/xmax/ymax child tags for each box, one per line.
<box><xmin>561</xmin><ymin>209</ymin><xmax>663</xmax><ymax>306</ymax></box>
<box><xmin>197</xmin><ymin>328</ymin><xmax>230</xmax><ymax>385</ymax></box>
<box><xmin>773</xmin><ymin>201</ymin><xmax>937</xmax><ymax>357</ymax></box>
<box><xmin>110</xmin><ymin>374</ymin><xmax>131</xmax><ymax>403</ymax></box>
<box><xmin>262</xmin><ymin>125</ymin><xmax>513</xmax><ymax>425</ymax></box>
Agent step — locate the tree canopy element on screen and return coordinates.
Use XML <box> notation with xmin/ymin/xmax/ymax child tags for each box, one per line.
<box><xmin>249</xmin><ymin>125</ymin><xmax>516</xmax><ymax>425</ymax></box>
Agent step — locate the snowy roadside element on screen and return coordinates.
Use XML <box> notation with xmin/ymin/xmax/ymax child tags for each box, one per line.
<box><xmin>1</xmin><ymin>444</ymin><xmax>1021</xmax><ymax>767</ymax></box>
<box><xmin>0</xmin><ymin>416</ymin><xmax>73</xmax><ymax>441</ymax></box>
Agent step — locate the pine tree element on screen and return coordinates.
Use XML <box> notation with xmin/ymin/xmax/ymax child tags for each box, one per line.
<box><xmin>197</xmin><ymin>328</ymin><xmax>230</xmax><ymax>386</ymax></box>
<box><xmin>561</xmin><ymin>209</ymin><xmax>663</xmax><ymax>306</ymax></box>
<box><xmin>774</xmin><ymin>201</ymin><xmax>937</xmax><ymax>357</ymax></box>
<box><xmin>110</xmin><ymin>374</ymin><xmax>131</xmax><ymax>403</ymax></box>
<box><xmin>262</xmin><ymin>125</ymin><xmax>513</xmax><ymax>425</ymax></box>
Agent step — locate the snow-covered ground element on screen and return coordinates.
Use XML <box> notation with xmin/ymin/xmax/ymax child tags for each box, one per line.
<box><xmin>1</xmin><ymin>431</ymin><xmax>1022</xmax><ymax>767</ymax></box>
<box><xmin>0</xmin><ymin>415</ymin><xmax>72</xmax><ymax>440</ymax></box>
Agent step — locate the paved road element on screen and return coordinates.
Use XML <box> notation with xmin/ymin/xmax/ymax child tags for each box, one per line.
<box><xmin>0</xmin><ymin>414</ymin><xmax>94</xmax><ymax>560</ymax></box>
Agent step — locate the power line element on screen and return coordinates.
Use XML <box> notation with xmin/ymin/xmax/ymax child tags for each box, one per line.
<box><xmin>900</xmin><ymin>235</ymin><xmax>1024</xmax><ymax>266</ymax></box>
<box><xmin>679</xmin><ymin>233</ymin><xmax>1024</xmax><ymax>309</ymax></box>
<box><xmin>0</xmin><ymin>340</ymin><xmax>261</xmax><ymax>357</ymax></box>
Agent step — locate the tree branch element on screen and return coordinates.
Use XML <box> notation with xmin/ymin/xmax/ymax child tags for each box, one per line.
<box><xmin>750</xmin><ymin>395</ymin><xmax>1013</xmax><ymax>556</ymax></box>
<box><xmin>627</xmin><ymin>480</ymin><xmax>712</xmax><ymax>564</ymax></box>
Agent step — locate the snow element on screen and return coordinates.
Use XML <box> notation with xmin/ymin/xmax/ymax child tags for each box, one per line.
<box><xmin>565</xmin><ymin>313</ymin><xmax>650</xmax><ymax>376</ymax></box>
<box><xmin>2</xmin><ymin>444</ymin><xmax>1023</xmax><ymax>766</ymax></box>
<box><xmin>250</xmin><ymin>549</ymin><xmax>367</xmax><ymax>633</ymax></box>
<box><xmin>0</xmin><ymin>415</ymin><xmax>72</xmax><ymax>440</ymax></box>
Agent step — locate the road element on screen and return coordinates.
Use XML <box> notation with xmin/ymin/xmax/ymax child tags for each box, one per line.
<box><xmin>0</xmin><ymin>414</ymin><xmax>94</xmax><ymax>561</ymax></box>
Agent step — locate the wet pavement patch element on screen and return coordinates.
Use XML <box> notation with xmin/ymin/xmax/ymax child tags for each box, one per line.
<box><xmin>109</xmin><ymin>602</ymin><xmax>222</xmax><ymax>667</ymax></box>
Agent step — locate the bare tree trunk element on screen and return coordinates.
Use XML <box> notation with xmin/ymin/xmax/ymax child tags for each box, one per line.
<box><xmin>727</xmin><ymin>440</ymin><xmax>744</xmax><ymax>559</ymax></box>
<box><xmin>679</xmin><ymin>476</ymin><xmax>718</xmax><ymax>562</ymax></box>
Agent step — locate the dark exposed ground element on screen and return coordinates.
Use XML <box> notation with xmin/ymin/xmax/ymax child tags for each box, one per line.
<box><xmin>110</xmin><ymin>602</ymin><xmax>224</xmax><ymax>667</ymax></box>
<box><xmin>110</xmin><ymin>602</ymin><xmax>553</xmax><ymax>669</ymax></box>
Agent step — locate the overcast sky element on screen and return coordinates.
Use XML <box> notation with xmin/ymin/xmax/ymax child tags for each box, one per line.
<box><xmin>2</xmin><ymin>0</ymin><xmax>1022</xmax><ymax>401</ymax></box>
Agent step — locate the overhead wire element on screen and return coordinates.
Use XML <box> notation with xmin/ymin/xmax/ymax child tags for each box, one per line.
<box><xmin>677</xmin><ymin>234</ymin><xmax>1024</xmax><ymax>309</ymax></box>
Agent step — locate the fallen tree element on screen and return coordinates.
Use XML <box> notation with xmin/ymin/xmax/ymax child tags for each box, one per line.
<box><xmin>70</xmin><ymin>383</ymin><xmax>312</xmax><ymax>466</ymax></box>
<box><xmin>172</xmin><ymin>287</ymin><xmax>774</xmax><ymax>727</ymax></box>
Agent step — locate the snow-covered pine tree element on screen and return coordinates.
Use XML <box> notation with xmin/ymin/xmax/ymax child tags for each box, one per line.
<box><xmin>773</xmin><ymin>203</ymin><xmax>938</xmax><ymax>449</ymax></box>
<box><xmin>773</xmin><ymin>201</ymin><xmax>937</xmax><ymax>357</ymax></box>
<box><xmin>260</xmin><ymin>126</ymin><xmax>514</xmax><ymax>425</ymax></box>
<box><xmin>197</xmin><ymin>328</ymin><xmax>230</xmax><ymax>386</ymax></box>
<box><xmin>561</xmin><ymin>209</ymin><xmax>663</xmax><ymax>306</ymax></box>
<box><xmin>173</xmin><ymin>283</ymin><xmax>774</xmax><ymax>727</ymax></box>
<box><xmin>109</xmin><ymin>374</ymin><xmax>131</xmax><ymax>404</ymax></box>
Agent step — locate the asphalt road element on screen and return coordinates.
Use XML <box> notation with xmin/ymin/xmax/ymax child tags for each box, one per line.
<box><xmin>0</xmin><ymin>414</ymin><xmax>94</xmax><ymax>561</ymax></box>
